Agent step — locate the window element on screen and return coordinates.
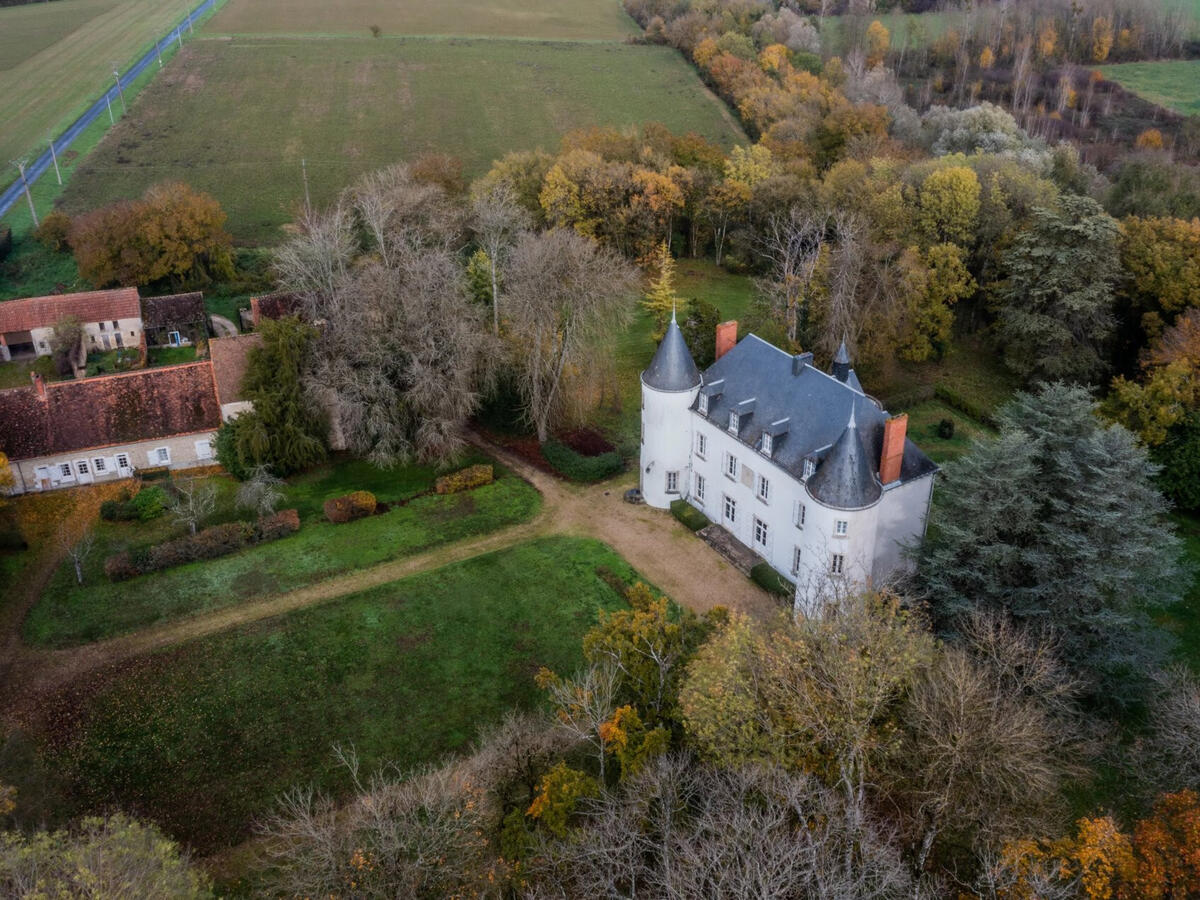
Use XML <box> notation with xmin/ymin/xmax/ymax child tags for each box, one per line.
<box><xmin>728</xmin><ymin>410</ymin><xmax>739</xmax><ymax>434</ymax></box>
<box><xmin>115</xmin><ymin>453</ymin><xmax>130</xmax><ymax>470</ymax></box>
<box><xmin>153</xmin><ymin>447</ymin><xmax>170</xmax><ymax>465</ymax></box>
<box><xmin>696</xmin><ymin>432</ymin><xmax>707</xmax><ymax>459</ymax></box>
<box><xmin>89</xmin><ymin>334</ymin><xmax>96</xmax><ymax>344</ymax></box>
<box><xmin>753</xmin><ymin>517</ymin><xmax>768</xmax><ymax>549</ymax></box>
<box><xmin>195</xmin><ymin>440</ymin><xmax>214</xmax><ymax>460</ymax></box>
<box><xmin>831</xmin><ymin>554</ymin><xmax>845</xmax><ymax>576</ymax></box>
<box><xmin>723</xmin><ymin>495</ymin><xmax>737</xmax><ymax>524</ymax></box>
<box><xmin>168</xmin><ymin>331</ymin><xmax>182</xmax><ymax>347</ymax></box>
<box><xmin>59</xmin><ymin>463</ymin><xmax>72</xmax><ymax>478</ymax></box>
<box><xmin>666</xmin><ymin>470</ymin><xmax>679</xmax><ymax>494</ymax></box>
<box><xmin>725</xmin><ymin>453</ymin><xmax>738</xmax><ymax>479</ymax></box>
<box><xmin>99</xmin><ymin>321</ymin><xmax>106</xmax><ymax>331</ymax></box>
<box><xmin>835</xmin><ymin>519</ymin><xmax>848</xmax><ymax>537</ymax></box>
<box><xmin>698</xmin><ymin>393</ymin><xmax>708</xmax><ymax>415</ymax></box>
<box><xmin>695</xmin><ymin>473</ymin><xmax>706</xmax><ymax>501</ymax></box>
<box><xmin>796</xmin><ymin>503</ymin><xmax>806</xmax><ymax>528</ymax></box>
<box><xmin>792</xmin><ymin>546</ymin><xmax>803</xmax><ymax>574</ymax></box>
<box><xmin>39</xmin><ymin>341</ymin><xmax>48</xmax><ymax>350</ymax></box>
<box><xmin>76</xmin><ymin>460</ymin><xmax>89</xmax><ymax>475</ymax></box>
<box><xmin>93</xmin><ymin>457</ymin><xmax>106</xmax><ymax>473</ymax></box>
<box><xmin>757</xmin><ymin>474</ymin><xmax>770</xmax><ymax>503</ymax></box>
<box><xmin>803</xmin><ymin>458</ymin><xmax>816</xmax><ymax>479</ymax></box>
<box><xmin>115</xmin><ymin>333</ymin><xmax>124</xmax><ymax>348</ymax></box>
<box><xmin>112</xmin><ymin>320</ymin><xmax>119</xmax><ymax>329</ymax></box>
<box><xmin>761</xmin><ymin>433</ymin><xmax>773</xmax><ymax>456</ymax></box>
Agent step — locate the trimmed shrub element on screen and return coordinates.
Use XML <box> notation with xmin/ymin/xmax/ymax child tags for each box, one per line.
<box><xmin>937</xmin><ymin>418</ymin><xmax>955</xmax><ymax>439</ymax></box>
<box><xmin>751</xmin><ymin>562</ymin><xmax>795</xmax><ymax>598</ymax></box>
<box><xmin>435</xmin><ymin>464</ymin><xmax>495</xmax><ymax>495</ymax></box>
<box><xmin>34</xmin><ymin>211</ymin><xmax>72</xmax><ymax>252</ymax></box>
<box><xmin>541</xmin><ymin>442</ymin><xmax>623</xmax><ymax>482</ymax></box>
<box><xmin>130</xmin><ymin>486</ymin><xmax>168</xmax><ymax>521</ymax></box>
<box><xmin>934</xmin><ymin>385</ymin><xmax>997</xmax><ymax>428</ymax></box>
<box><xmin>258</xmin><ymin>508</ymin><xmax>301</xmax><ymax>540</ymax></box>
<box><xmin>348</xmin><ymin>490</ymin><xmax>376</xmax><ymax>517</ymax></box>
<box><xmin>670</xmin><ymin>499</ymin><xmax>709</xmax><ymax>532</ymax></box>
<box><xmin>323</xmin><ymin>491</ymin><xmax>377</xmax><ymax>523</ymax></box>
<box><xmin>103</xmin><ymin>553</ymin><xmax>138</xmax><ymax>582</ymax></box>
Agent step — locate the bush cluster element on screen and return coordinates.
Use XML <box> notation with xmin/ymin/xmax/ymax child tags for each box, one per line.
<box><xmin>670</xmin><ymin>499</ymin><xmax>710</xmax><ymax>532</ymax></box>
<box><xmin>99</xmin><ymin>486</ymin><xmax>168</xmax><ymax>522</ymax></box>
<box><xmin>435</xmin><ymin>464</ymin><xmax>495</xmax><ymax>495</ymax></box>
<box><xmin>750</xmin><ymin>561</ymin><xmax>795</xmax><ymax>598</ymax></box>
<box><xmin>934</xmin><ymin>385</ymin><xmax>997</xmax><ymax>428</ymax></box>
<box><xmin>103</xmin><ymin>509</ymin><xmax>299</xmax><ymax>581</ymax></box>
<box><xmin>541</xmin><ymin>442</ymin><xmax>623</xmax><ymax>482</ymax></box>
<box><xmin>323</xmin><ymin>490</ymin><xmax>377</xmax><ymax>524</ymax></box>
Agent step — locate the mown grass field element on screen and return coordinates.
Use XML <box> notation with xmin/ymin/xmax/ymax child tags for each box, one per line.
<box><xmin>205</xmin><ymin>0</ymin><xmax>637</xmax><ymax>40</ymax></box>
<box><xmin>41</xmin><ymin>536</ymin><xmax>637</xmax><ymax>851</ymax></box>
<box><xmin>24</xmin><ymin>454</ymin><xmax>541</xmax><ymax>647</ymax></box>
<box><xmin>1097</xmin><ymin>60</ymin><xmax>1200</xmax><ymax>116</ymax></box>
<box><xmin>0</xmin><ymin>0</ymin><xmax>212</xmax><ymax>171</ymax></box>
<box><xmin>58</xmin><ymin>36</ymin><xmax>743</xmax><ymax>243</ymax></box>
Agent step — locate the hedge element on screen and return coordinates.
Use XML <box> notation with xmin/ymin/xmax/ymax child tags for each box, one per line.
<box><xmin>750</xmin><ymin>562</ymin><xmax>796</xmax><ymax>598</ymax></box>
<box><xmin>933</xmin><ymin>385</ymin><xmax>998</xmax><ymax>428</ymax></box>
<box><xmin>435</xmin><ymin>464</ymin><xmax>494</xmax><ymax>495</ymax></box>
<box><xmin>670</xmin><ymin>499</ymin><xmax>709</xmax><ymax>532</ymax></box>
<box><xmin>323</xmin><ymin>491</ymin><xmax>377</xmax><ymax>524</ymax></box>
<box><xmin>100</xmin><ymin>486</ymin><xmax>168</xmax><ymax>522</ymax></box>
<box><xmin>104</xmin><ymin>509</ymin><xmax>299</xmax><ymax>581</ymax></box>
<box><xmin>541</xmin><ymin>441</ymin><xmax>623</xmax><ymax>482</ymax></box>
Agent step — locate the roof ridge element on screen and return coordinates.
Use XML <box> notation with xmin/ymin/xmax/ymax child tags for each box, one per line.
<box><xmin>46</xmin><ymin>360</ymin><xmax>213</xmax><ymax>390</ymax></box>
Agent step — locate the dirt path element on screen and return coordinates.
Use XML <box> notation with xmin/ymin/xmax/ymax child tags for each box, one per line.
<box><xmin>0</xmin><ymin>436</ymin><xmax>772</xmax><ymax>721</ymax></box>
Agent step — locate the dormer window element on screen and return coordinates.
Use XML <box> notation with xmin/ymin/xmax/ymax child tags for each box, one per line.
<box><xmin>698</xmin><ymin>393</ymin><xmax>708</xmax><ymax>415</ymax></box>
<box><xmin>761</xmin><ymin>433</ymin><xmax>773</xmax><ymax>457</ymax></box>
<box><xmin>728</xmin><ymin>411</ymin><xmax>739</xmax><ymax>434</ymax></box>
<box><xmin>802</xmin><ymin>458</ymin><xmax>816</xmax><ymax>480</ymax></box>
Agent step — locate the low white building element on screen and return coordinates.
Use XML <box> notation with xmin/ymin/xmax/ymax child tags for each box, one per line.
<box><xmin>640</xmin><ymin>317</ymin><xmax>938</xmax><ymax>614</ymax></box>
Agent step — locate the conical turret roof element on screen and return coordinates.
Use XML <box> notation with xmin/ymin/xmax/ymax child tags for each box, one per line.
<box><xmin>806</xmin><ymin>407</ymin><xmax>882</xmax><ymax>509</ymax></box>
<box><xmin>642</xmin><ymin>314</ymin><xmax>700</xmax><ymax>392</ymax></box>
<box><xmin>831</xmin><ymin>339</ymin><xmax>852</xmax><ymax>383</ymax></box>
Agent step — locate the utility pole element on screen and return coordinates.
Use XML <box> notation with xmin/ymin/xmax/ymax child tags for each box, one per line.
<box><xmin>156</xmin><ymin>39</ymin><xmax>163</xmax><ymax>69</ymax></box>
<box><xmin>105</xmin><ymin>92</ymin><xmax>114</xmax><ymax>124</ymax></box>
<box><xmin>111</xmin><ymin>66</ymin><xmax>126</xmax><ymax>113</ymax></box>
<box><xmin>185</xmin><ymin>4</ymin><xmax>193</xmax><ymax>33</ymax></box>
<box><xmin>12</xmin><ymin>159</ymin><xmax>39</xmax><ymax>228</ymax></box>
<box><xmin>176</xmin><ymin>26</ymin><xmax>183</xmax><ymax>49</ymax></box>
<box><xmin>48</xmin><ymin>138</ymin><xmax>61</xmax><ymax>185</ymax></box>
<box><xmin>301</xmin><ymin>158</ymin><xmax>311</xmax><ymax>211</ymax></box>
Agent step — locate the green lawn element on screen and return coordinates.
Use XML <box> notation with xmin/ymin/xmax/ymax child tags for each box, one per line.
<box><xmin>24</xmin><ymin>454</ymin><xmax>541</xmax><ymax>647</ymax></box>
<box><xmin>205</xmin><ymin>0</ymin><xmax>638</xmax><ymax>40</ymax></box>
<box><xmin>59</xmin><ymin>36</ymin><xmax>744</xmax><ymax>243</ymax></box>
<box><xmin>1096</xmin><ymin>60</ymin><xmax>1200</xmax><ymax>116</ymax></box>
<box><xmin>0</xmin><ymin>355</ymin><xmax>61</xmax><ymax>390</ymax></box>
<box><xmin>898</xmin><ymin>399</ymin><xmax>994</xmax><ymax>465</ymax></box>
<box><xmin>146</xmin><ymin>344</ymin><xmax>197</xmax><ymax>366</ymax></box>
<box><xmin>43</xmin><ymin>536</ymin><xmax>637</xmax><ymax>851</ymax></box>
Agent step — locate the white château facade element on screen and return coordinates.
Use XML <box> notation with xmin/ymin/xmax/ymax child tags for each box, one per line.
<box><xmin>640</xmin><ymin>317</ymin><xmax>938</xmax><ymax>614</ymax></box>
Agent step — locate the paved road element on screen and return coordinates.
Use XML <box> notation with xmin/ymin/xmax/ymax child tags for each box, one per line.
<box><xmin>0</xmin><ymin>0</ymin><xmax>217</xmax><ymax>221</ymax></box>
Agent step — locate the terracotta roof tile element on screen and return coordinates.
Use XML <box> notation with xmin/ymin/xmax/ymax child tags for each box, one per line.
<box><xmin>0</xmin><ymin>288</ymin><xmax>141</xmax><ymax>334</ymax></box>
<box><xmin>208</xmin><ymin>333</ymin><xmax>261</xmax><ymax>406</ymax></box>
<box><xmin>0</xmin><ymin>362</ymin><xmax>220</xmax><ymax>461</ymax></box>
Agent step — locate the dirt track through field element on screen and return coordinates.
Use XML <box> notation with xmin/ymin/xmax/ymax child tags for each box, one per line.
<box><xmin>0</xmin><ymin>435</ymin><xmax>772</xmax><ymax>724</ymax></box>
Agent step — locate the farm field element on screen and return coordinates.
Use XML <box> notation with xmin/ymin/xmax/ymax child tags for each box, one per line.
<box><xmin>1096</xmin><ymin>60</ymin><xmax>1200</xmax><ymax>116</ymax></box>
<box><xmin>59</xmin><ymin>36</ymin><xmax>745</xmax><ymax>243</ymax></box>
<box><xmin>0</xmin><ymin>0</ymin><xmax>207</xmax><ymax>170</ymax></box>
<box><xmin>204</xmin><ymin>0</ymin><xmax>638</xmax><ymax>40</ymax></box>
<box><xmin>40</xmin><ymin>536</ymin><xmax>639</xmax><ymax>850</ymax></box>
<box><xmin>24</xmin><ymin>454</ymin><xmax>541</xmax><ymax>647</ymax></box>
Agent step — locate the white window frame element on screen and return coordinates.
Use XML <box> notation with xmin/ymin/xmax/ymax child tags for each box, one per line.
<box><xmin>792</xmin><ymin>545</ymin><xmax>802</xmax><ymax>575</ymax></box>
<box><xmin>757</xmin><ymin>474</ymin><xmax>770</xmax><ymax>503</ymax></box>
<box><xmin>168</xmin><ymin>331</ymin><xmax>182</xmax><ymax>347</ymax></box>
<box><xmin>753</xmin><ymin>516</ymin><xmax>768</xmax><ymax>549</ymax></box>
<box><xmin>152</xmin><ymin>447</ymin><xmax>171</xmax><ymax>466</ymax></box>
<box><xmin>115</xmin><ymin>453</ymin><xmax>130</xmax><ymax>471</ymax></box>
<box><xmin>695</xmin><ymin>473</ymin><xmax>706</xmax><ymax>502</ymax></box>
<box><xmin>725</xmin><ymin>452</ymin><xmax>738</xmax><ymax>480</ymax></box>
<box><xmin>666</xmin><ymin>470</ymin><xmax>679</xmax><ymax>494</ymax></box>
<box><xmin>728</xmin><ymin>410</ymin><xmax>739</xmax><ymax>434</ymax></box>
<box><xmin>698</xmin><ymin>393</ymin><xmax>708</xmax><ymax>415</ymax></box>
<box><xmin>831</xmin><ymin>553</ymin><xmax>845</xmax><ymax>576</ymax></box>
<box><xmin>723</xmin><ymin>494</ymin><xmax>737</xmax><ymax>525</ymax></box>
<box><xmin>59</xmin><ymin>463</ymin><xmax>73</xmax><ymax>480</ymax></box>
<box><xmin>835</xmin><ymin>519</ymin><xmax>848</xmax><ymax>537</ymax></box>
<box><xmin>195</xmin><ymin>439</ymin><xmax>214</xmax><ymax>460</ymax></box>
<box><xmin>761</xmin><ymin>432</ymin><xmax>773</xmax><ymax>456</ymax></box>
<box><xmin>92</xmin><ymin>457</ymin><xmax>107</xmax><ymax>473</ymax></box>
<box><xmin>696</xmin><ymin>432</ymin><xmax>707</xmax><ymax>459</ymax></box>
<box><xmin>76</xmin><ymin>459</ymin><xmax>89</xmax><ymax>475</ymax></box>
<box><xmin>803</xmin><ymin>458</ymin><xmax>815</xmax><ymax>480</ymax></box>
<box><xmin>796</xmin><ymin>503</ymin><xmax>806</xmax><ymax>529</ymax></box>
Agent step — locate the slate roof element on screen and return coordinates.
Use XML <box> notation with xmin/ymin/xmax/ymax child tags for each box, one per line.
<box><xmin>0</xmin><ymin>288</ymin><xmax>140</xmax><ymax>334</ymax></box>
<box><xmin>0</xmin><ymin>363</ymin><xmax>221</xmax><ymax>461</ymax></box>
<box><xmin>140</xmin><ymin>292</ymin><xmax>206</xmax><ymax>330</ymax></box>
<box><xmin>642</xmin><ymin>317</ymin><xmax>701</xmax><ymax>392</ymax></box>
<box><xmin>208</xmin><ymin>333</ymin><xmax>261</xmax><ymax>406</ymax></box>
<box><xmin>805</xmin><ymin>408</ymin><xmax>883</xmax><ymax>510</ymax></box>
<box><xmin>694</xmin><ymin>334</ymin><xmax>937</xmax><ymax>509</ymax></box>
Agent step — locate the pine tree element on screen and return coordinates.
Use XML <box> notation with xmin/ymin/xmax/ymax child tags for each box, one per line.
<box><xmin>641</xmin><ymin>242</ymin><xmax>686</xmax><ymax>342</ymax></box>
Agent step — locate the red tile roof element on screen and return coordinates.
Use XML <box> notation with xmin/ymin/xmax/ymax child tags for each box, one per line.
<box><xmin>208</xmin><ymin>333</ymin><xmax>262</xmax><ymax>406</ymax></box>
<box><xmin>0</xmin><ymin>288</ymin><xmax>141</xmax><ymax>334</ymax></box>
<box><xmin>250</xmin><ymin>292</ymin><xmax>302</xmax><ymax>326</ymax></box>
<box><xmin>0</xmin><ymin>362</ymin><xmax>221</xmax><ymax>461</ymax></box>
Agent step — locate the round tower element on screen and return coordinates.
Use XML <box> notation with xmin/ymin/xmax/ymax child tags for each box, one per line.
<box><xmin>640</xmin><ymin>313</ymin><xmax>701</xmax><ymax>509</ymax></box>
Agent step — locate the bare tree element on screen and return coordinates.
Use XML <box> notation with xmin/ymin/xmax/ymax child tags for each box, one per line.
<box><xmin>538</xmin><ymin>662</ymin><xmax>619</xmax><ymax>781</ymax></box>
<box><xmin>168</xmin><ymin>480</ymin><xmax>216</xmax><ymax>536</ymax></box>
<box><xmin>1134</xmin><ymin>665</ymin><xmax>1200</xmax><ymax>795</ymax></box>
<box><xmin>59</xmin><ymin>524</ymin><xmax>95</xmax><ymax>586</ymax></box>
<box><xmin>756</xmin><ymin>207</ymin><xmax>828</xmax><ymax>347</ymax></box>
<box><xmin>470</xmin><ymin>184</ymin><xmax>530</xmax><ymax>335</ymax></box>
<box><xmin>504</xmin><ymin>229</ymin><xmax>638</xmax><ymax>442</ymax></box>
<box><xmin>235</xmin><ymin>464</ymin><xmax>284</xmax><ymax>519</ymax></box>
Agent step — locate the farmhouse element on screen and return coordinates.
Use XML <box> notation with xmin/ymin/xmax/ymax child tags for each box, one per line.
<box><xmin>640</xmin><ymin>317</ymin><xmax>938</xmax><ymax>613</ymax></box>
<box><xmin>140</xmin><ymin>291</ymin><xmax>208</xmax><ymax>348</ymax></box>
<box><xmin>0</xmin><ymin>363</ymin><xmax>222</xmax><ymax>493</ymax></box>
<box><xmin>0</xmin><ymin>288</ymin><xmax>143</xmax><ymax>361</ymax></box>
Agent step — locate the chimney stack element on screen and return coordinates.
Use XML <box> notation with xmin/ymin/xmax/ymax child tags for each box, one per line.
<box><xmin>880</xmin><ymin>414</ymin><xmax>907</xmax><ymax>485</ymax></box>
<box><xmin>30</xmin><ymin>371</ymin><xmax>47</xmax><ymax>401</ymax></box>
<box><xmin>715</xmin><ymin>320</ymin><xmax>738</xmax><ymax>361</ymax></box>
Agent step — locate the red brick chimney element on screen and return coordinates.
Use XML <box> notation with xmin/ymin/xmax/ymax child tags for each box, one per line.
<box><xmin>715</xmin><ymin>320</ymin><xmax>738</xmax><ymax>361</ymax></box>
<box><xmin>880</xmin><ymin>414</ymin><xmax>907</xmax><ymax>485</ymax></box>
<box><xmin>250</xmin><ymin>296</ymin><xmax>262</xmax><ymax>327</ymax></box>
<box><xmin>29</xmin><ymin>371</ymin><xmax>47</xmax><ymax>401</ymax></box>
